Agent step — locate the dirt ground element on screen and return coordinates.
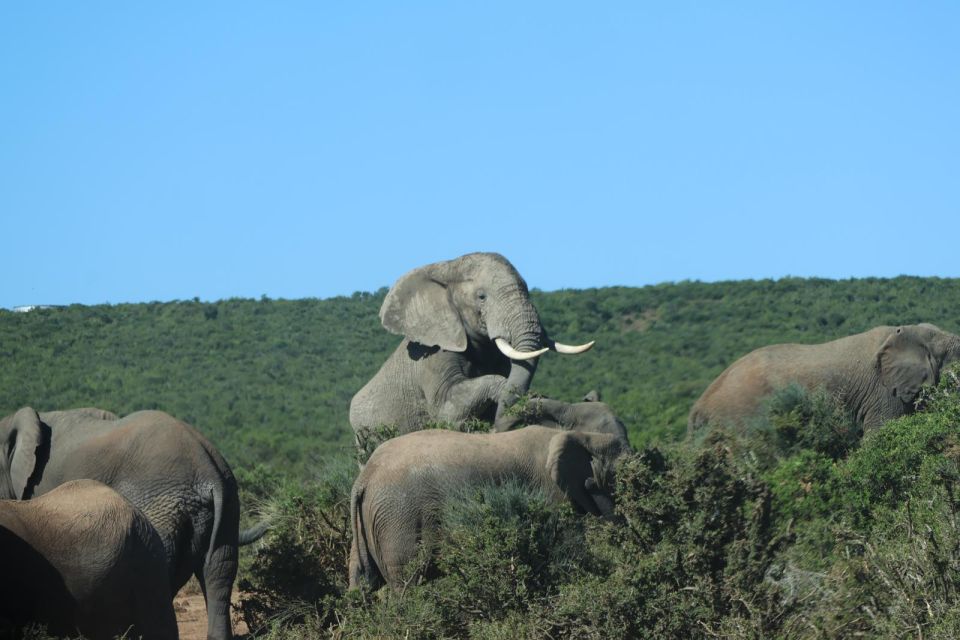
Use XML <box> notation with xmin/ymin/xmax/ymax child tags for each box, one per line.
<box><xmin>173</xmin><ymin>581</ymin><xmax>249</xmax><ymax>640</ymax></box>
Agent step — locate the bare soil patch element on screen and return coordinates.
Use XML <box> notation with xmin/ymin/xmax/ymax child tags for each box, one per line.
<box><xmin>174</xmin><ymin>580</ymin><xmax>249</xmax><ymax>640</ymax></box>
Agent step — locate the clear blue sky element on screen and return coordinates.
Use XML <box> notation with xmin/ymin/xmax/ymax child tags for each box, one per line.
<box><xmin>2</xmin><ymin>3</ymin><xmax>958</xmax><ymax>307</ymax></box>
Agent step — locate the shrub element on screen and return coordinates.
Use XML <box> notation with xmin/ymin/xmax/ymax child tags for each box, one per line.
<box><xmin>352</xmin><ymin>424</ymin><xmax>399</xmax><ymax>466</ymax></box>
<box><xmin>237</xmin><ymin>364</ymin><xmax>960</xmax><ymax>638</ymax></box>
<box><xmin>238</xmin><ymin>455</ymin><xmax>356</xmax><ymax>634</ymax></box>
<box><xmin>428</xmin><ymin>482</ymin><xmax>589</xmax><ymax>633</ymax></box>
<box><xmin>332</xmin><ymin>481</ymin><xmax>591</xmax><ymax>639</ymax></box>
<box><xmin>540</xmin><ymin>442</ymin><xmax>790</xmax><ymax>639</ymax></box>
<box><xmin>764</xmin><ymin>384</ymin><xmax>862</xmax><ymax>460</ymax></box>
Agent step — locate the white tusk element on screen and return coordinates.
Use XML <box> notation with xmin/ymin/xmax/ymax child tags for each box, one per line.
<box><xmin>550</xmin><ymin>339</ymin><xmax>595</xmax><ymax>354</ymax></box>
<box><xmin>494</xmin><ymin>338</ymin><xmax>549</xmax><ymax>361</ymax></box>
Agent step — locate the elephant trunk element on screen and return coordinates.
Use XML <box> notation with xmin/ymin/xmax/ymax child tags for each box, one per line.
<box><xmin>492</xmin><ymin>292</ymin><xmax>547</xmax><ymax>419</ymax></box>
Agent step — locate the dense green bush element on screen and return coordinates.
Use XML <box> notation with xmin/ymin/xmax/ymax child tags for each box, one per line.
<box><xmin>3</xmin><ymin>277</ymin><xmax>958</xmax><ymax>473</ymax></box>
<box><xmin>234</xmin><ymin>364</ymin><xmax>960</xmax><ymax>639</ymax></box>
<box><xmin>764</xmin><ymin>384</ymin><xmax>862</xmax><ymax>460</ymax></box>
<box><xmin>4</xmin><ymin>279</ymin><xmax>960</xmax><ymax>637</ymax></box>
<box><xmin>238</xmin><ymin>457</ymin><xmax>356</xmax><ymax>634</ymax></box>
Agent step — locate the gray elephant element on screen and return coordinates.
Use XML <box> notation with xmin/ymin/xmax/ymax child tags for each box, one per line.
<box><xmin>493</xmin><ymin>391</ymin><xmax>631</xmax><ymax>448</ymax></box>
<box><xmin>348</xmin><ymin>426</ymin><xmax>629</xmax><ymax>590</ymax></box>
<box><xmin>688</xmin><ymin>323</ymin><xmax>960</xmax><ymax>433</ymax></box>
<box><xmin>0</xmin><ymin>407</ymin><xmax>266</xmax><ymax>640</ymax></box>
<box><xmin>349</xmin><ymin>253</ymin><xmax>594</xmax><ymax>438</ymax></box>
<box><xmin>0</xmin><ymin>479</ymin><xmax>178</xmax><ymax>640</ymax></box>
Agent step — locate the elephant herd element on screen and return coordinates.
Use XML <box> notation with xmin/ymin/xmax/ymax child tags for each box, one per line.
<box><xmin>0</xmin><ymin>407</ymin><xmax>266</xmax><ymax>640</ymax></box>
<box><xmin>3</xmin><ymin>251</ymin><xmax>959</xmax><ymax>638</ymax></box>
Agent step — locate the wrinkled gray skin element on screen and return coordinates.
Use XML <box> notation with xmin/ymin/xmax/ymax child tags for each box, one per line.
<box><xmin>0</xmin><ymin>479</ymin><xmax>178</xmax><ymax>640</ymax></box>
<box><xmin>349</xmin><ymin>426</ymin><xmax>629</xmax><ymax>590</ymax></box>
<box><xmin>350</xmin><ymin>253</ymin><xmax>593</xmax><ymax>437</ymax></box>
<box><xmin>689</xmin><ymin>324</ymin><xmax>960</xmax><ymax>433</ymax></box>
<box><xmin>493</xmin><ymin>391</ymin><xmax>631</xmax><ymax>449</ymax></box>
<box><xmin>0</xmin><ymin>407</ymin><xmax>262</xmax><ymax>640</ymax></box>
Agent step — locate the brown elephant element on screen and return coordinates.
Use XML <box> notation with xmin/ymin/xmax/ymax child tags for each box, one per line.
<box><xmin>688</xmin><ymin>323</ymin><xmax>960</xmax><ymax>433</ymax></box>
<box><xmin>348</xmin><ymin>426</ymin><xmax>629</xmax><ymax>590</ymax></box>
<box><xmin>349</xmin><ymin>253</ymin><xmax>595</xmax><ymax>439</ymax></box>
<box><xmin>0</xmin><ymin>479</ymin><xmax>178</xmax><ymax>639</ymax></box>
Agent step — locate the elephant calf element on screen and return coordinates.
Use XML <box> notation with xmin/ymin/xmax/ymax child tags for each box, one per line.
<box><xmin>0</xmin><ymin>479</ymin><xmax>178</xmax><ymax>640</ymax></box>
<box><xmin>493</xmin><ymin>391</ymin><xmax>631</xmax><ymax>448</ymax></box>
<box><xmin>688</xmin><ymin>323</ymin><xmax>960</xmax><ymax>433</ymax></box>
<box><xmin>349</xmin><ymin>426</ymin><xmax>629</xmax><ymax>590</ymax></box>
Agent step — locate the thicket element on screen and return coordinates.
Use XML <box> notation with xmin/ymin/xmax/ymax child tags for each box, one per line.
<box><xmin>3</xmin><ymin>277</ymin><xmax>960</xmax><ymax>637</ymax></box>
<box><xmin>3</xmin><ymin>276</ymin><xmax>959</xmax><ymax>472</ymax></box>
<box><xmin>238</xmin><ymin>364</ymin><xmax>960</xmax><ymax>639</ymax></box>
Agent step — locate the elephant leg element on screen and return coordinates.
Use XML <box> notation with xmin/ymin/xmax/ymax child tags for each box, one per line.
<box><xmin>436</xmin><ymin>374</ymin><xmax>505</xmax><ymax>424</ymax></box>
<box><xmin>134</xmin><ymin>585</ymin><xmax>179</xmax><ymax>640</ymax></box>
<box><xmin>196</xmin><ymin>542</ymin><xmax>238</xmax><ymax>640</ymax></box>
<box><xmin>495</xmin><ymin>358</ymin><xmax>538</xmax><ymax>420</ymax></box>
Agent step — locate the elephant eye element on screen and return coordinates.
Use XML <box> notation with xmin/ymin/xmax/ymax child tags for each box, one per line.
<box><xmin>477</xmin><ymin>290</ymin><xmax>487</xmax><ymax>302</ymax></box>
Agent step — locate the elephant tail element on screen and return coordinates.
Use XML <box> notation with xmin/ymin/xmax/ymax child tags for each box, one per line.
<box><xmin>238</xmin><ymin>520</ymin><xmax>271</xmax><ymax>546</ymax></box>
<box><xmin>205</xmin><ymin>482</ymin><xmax>227</xmax><ymax>569</ymax></box>
<box><xmin>349</xmin><ymin>481</ymin><xmax>384</xmax><ymax>590</ymax></box>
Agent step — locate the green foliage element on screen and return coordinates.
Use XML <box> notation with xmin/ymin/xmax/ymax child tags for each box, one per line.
<box><xmin>238</xmin><ymin>457</ymin><xmax>356</xmax><ymax>634</ymax></box>
<box><xmin>559</xmin><ymin>441</ymin><xmax>788</xmax><ymax>639</ymax></box>
<box><xmin>4</xmin><ymin>280</ymin><xmax>960</xmax><ymax>637</ymax></box>
<box><xmin>763</xmin><ymin>384</ymin><xmax>861</xmax><ymax>460</ymax></box>
<box><xmin>3</xmin><ymin>277</ymin><xmax>958</xmax><ymax>475</ymax></box>
<box><xmin>352</xmin><ymin>424</ymin><xmax>399</xmax><ymax>467</ymax></box>
<box><xmin>237</xmin><ymin>366</ymin><xmax>960</xmax><ymax>639</ymax></box>
<box><xmin>427</xmin><ymin>482</ymin><xmax>589</xmax><ymax>634</ymax></box>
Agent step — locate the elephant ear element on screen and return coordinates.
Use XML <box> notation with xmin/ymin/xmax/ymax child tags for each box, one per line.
<box><xmin>582</xmin><ymin>390</ymin><xmax>601</xmax><ymax>403</ymax></box>
<box><xmin>379</xmin><ymin>264</ymin><xmax>467</xmax><ymax>352</ymax></box>
<box><xmin>546</xmin><ymin>431</ymin><xmax>621</xmax><ymax>516</ymax></box>
<box><xmin>6</xmin><ymin>407</ymin><xmax>44</xmax><ymax>499</ymax></box>
<box><xmin>878</xmin><ymin>327</ymin><xmax>936</xmax><ymax>404</ymax></box>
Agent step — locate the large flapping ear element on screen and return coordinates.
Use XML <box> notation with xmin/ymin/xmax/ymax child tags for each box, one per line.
<box><xmin>7</xmin><ymin>407</ymin><xmax>44</xmax><ymax>499</ymax></box>
<box><xmin>877</xmin><ymin>326</ymin><xmax>936</xmax><ymax>404</ymax></box>
<box><xmin>379</xmin><ymin>263</ymin><xmax>467</xmax><ymax>352</ymax></box>
<box><xmin>546</xmin><ymin>431</ymin><xmax>622</xmax><ymax>515</ymax></box>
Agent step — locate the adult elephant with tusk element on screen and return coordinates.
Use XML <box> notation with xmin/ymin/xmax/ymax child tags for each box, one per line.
<box><xmin>350</xmin><ymin>252</ymin><xmax>594</xmax><ymax>437</ymax></box>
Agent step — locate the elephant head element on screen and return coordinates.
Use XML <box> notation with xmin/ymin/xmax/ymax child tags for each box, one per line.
<box><xmin>494</xmin><ymin>391</ymin><xmax>631</xmax><ymax>449</ymax></box>
<box><xmin>546</xmin><ymin>429</ymin><xmax>628</xmax><ymax>517</ymax></box>
<box><xmin>0</xmin><ymin>407</ymin><xmax>43</xmax><ymax>499</ymax></box>
<box><xmin>877</xmin><ymin>323</ymin><xmax>960</xmax><ymax>405</ymax></box>
<box><xmin>379</xmin><ymin>252</ymin><xmax>593</xmax><ymax>413</ymax></box>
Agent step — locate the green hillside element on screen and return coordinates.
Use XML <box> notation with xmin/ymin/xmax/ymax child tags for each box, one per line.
<box><xmin>2</xmin><ymin>276</ymin><xmax>958</xmax><ymax>474</ymax></box>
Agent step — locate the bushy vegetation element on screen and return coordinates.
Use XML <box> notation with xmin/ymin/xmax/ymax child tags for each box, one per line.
<box><xmin>3</xmin><ymin>277</ymin><xmax>959</xmax><ymax>472</ymax></box>
<box><xmin>234</xmin><ymin>363</ymin><xmax>960</xmax><ymax>639</ymax></box>
<box><xmin>4</xmin><ymin>277</ymin><xmax>960</xmax><ymax>637</ymax></box>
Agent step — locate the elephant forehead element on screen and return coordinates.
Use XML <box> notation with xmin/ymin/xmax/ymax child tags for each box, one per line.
<box><xmin>455</xmin><ymin>253</ymin><xmax>524</xmax><ymax>282</ymax></box>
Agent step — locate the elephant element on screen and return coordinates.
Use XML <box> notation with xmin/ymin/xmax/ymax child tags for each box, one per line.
<box><xmin>0</xmin><ymin>407</ymin><xmax>267</xmax><ymax>640</ymax></box>
<box><xmin>493</xmin><ymin>390</ymin><xmax>631</xmax><ymax>448</ymax></box>
<box><xmin>349</xmin><ymin>253</ymin><xmax>595</xmax><ymax>439</ymax></box>
<box><xmin>688</xmin><ymin>323</ymin><xmax>960</xmax><ymax>433</ymax></box>
<box><xmin>348</xmin><ymin>425</ymin><xmax>629</xmax><ymax>590</ymax></box>
<box><xmin>0</xmin><ymin>479</ymin><xmax>178</xmax><ymax>640</ymax></box>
